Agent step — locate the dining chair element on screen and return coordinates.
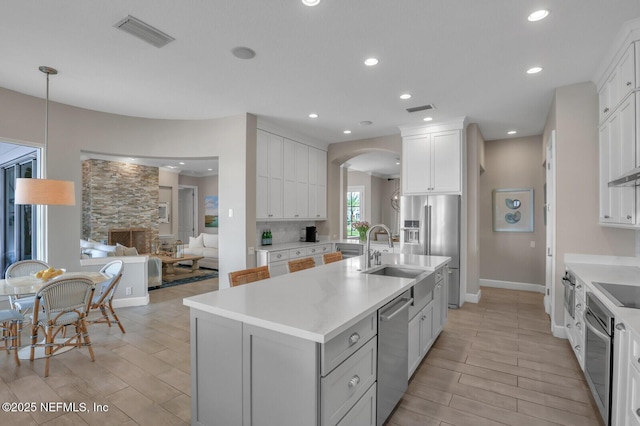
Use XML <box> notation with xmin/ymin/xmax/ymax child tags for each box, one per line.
<box><xmin>322</xmin><ymin>252</ymin><xmax>343</xmax><ymax>264</ymax></box>
<box><xmin>288</xmin><ymin>257</ymin><xmax>315</xmax><ymax>273</ymax></box>
<box><xmin>0</xmin><ymin>309</ymin><xmax>24</xmax><ymax>366</ymax></box>
<box><xmin>29</xmin><ymin>275</ymin><xmax>95</xmax><ymax>377</ymax></box>
<box><xmin>229</xmin><ymin>266</ymin><xmax>270</xmax><ymax>287</ymax></box>
<box><xmin>5</xmin><ymin>259</ymin><xmax>50</xmax><ymax>314</ymax></box>
<box><xmin>88</xmin><ymin>260</ymin><xmax>125</xmax><ymax>333</ymax></box>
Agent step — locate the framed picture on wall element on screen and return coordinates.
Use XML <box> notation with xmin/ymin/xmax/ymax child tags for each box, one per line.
<box><xmin>205</xmin><ymin>195</ymin><xmax>218</xmax><ymax>228</ymax></box>
<box><xmin>493</xmin><ymin>188</ymin><xmax>534</xmax><ymax>232</ymax></box>
<box><xmin>158</xmin><ymin>202</ymin><xmax>169</xmax><ymax>223</ymax></box>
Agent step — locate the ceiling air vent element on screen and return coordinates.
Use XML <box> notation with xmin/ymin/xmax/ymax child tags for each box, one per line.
<box><xmin>406</xmin><ymin>104</ymin><xmax>435</xmax><ymax>113</ymax></box>
<box><xmin>114</xmin><ymin>15</ymin><xmax>175</xmax><ymax>48</ymax></box>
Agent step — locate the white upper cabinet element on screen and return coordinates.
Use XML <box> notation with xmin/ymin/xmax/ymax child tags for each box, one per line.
<box><xmin>401</xmin><ymin>122</ymin><xmax>464</xmax><ymax>195</ymax></box>
<box><xmin>598</xmin><ymin>38</ymin><xmax>639</xmax><ymax>228</ymax></box>
<box><xmin>308</xmin><ymin>146</ymin><xmax>327</xmax><ymax>219</ymax></box>
<box><xmin>258</xmin><ymin>129</ymin><xmax>327</xmax><ymax>221</ymax></box>
<box><xmin>257</xmin><ymin>130</ymin><xmax>284</xmax><ymax>219</ymax></box>
<box><xmin>283</xmin><ymin>139</ymin><xmax>309</xmax><ymax>219</ymax></box>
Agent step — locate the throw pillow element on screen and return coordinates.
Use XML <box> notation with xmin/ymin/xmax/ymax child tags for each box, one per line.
<box><xmin>80</xmin><ymin>239</ymin><xmax>95</xmax><ymax>249</ymax></box>
<box><xmin>189</xmin><ymin>234</ymin><xmax>204</xmax><ymax>248</ymax></box>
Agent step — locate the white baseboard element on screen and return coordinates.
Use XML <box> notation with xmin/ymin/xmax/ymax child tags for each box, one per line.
<box><xmin>465</xmin><ymin>288</ymin><xmax>481</xmax><ymax>304</ymax></box>
<box><xmin>113</xmin><ymin>295</ymin><xmax>149</xmax><ymax>308</ymax></box>
<box><xmin>551</xmin><ymin>322</ymin><xmax>567</xmax><ymax>339</ymax></box>
<box><xmin>479</xmin><ymin>279</ymin><xmax>545</xmax><ymax>293</ymax></box>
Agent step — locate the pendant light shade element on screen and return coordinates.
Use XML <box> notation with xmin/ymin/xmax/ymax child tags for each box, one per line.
<box><xmin>14</xmin><ymin>66</ymin><xmax>76</xmax><ymax>206</ymax></box>
<box><xmin>15</xmin><ymin>178</ymin><xmax>75</xmax><ymax>205</ymax></box>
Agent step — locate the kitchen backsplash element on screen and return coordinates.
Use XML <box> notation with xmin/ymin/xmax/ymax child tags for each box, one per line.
<box><xmin>256</xmin><ymin>221</ymin><xmax>319</xmax><ymax>246</ymax></box>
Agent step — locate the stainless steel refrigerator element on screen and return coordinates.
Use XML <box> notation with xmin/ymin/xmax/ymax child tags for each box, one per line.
<box><xmin>400</xmin><ymin>195</ymin><xmax>461</xmax><ymax>308</ymax></box>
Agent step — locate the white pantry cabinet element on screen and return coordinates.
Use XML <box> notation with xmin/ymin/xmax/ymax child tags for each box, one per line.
<box><xmin>257</xmin><ymin>129</ymin><xmax>327</xmax><ymax>221</ymax></box>
<box><xmin>400</xmin><ymin>120</ymin><xmax>465</xmax><ymax>196</ymax></box>
<box><xmin>599</xmin><ymin>43</ymin><xmax>636</xmax><ymax>124</ymax></box>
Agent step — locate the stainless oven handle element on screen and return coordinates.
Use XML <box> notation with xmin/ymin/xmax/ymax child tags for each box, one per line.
<box><xmin>584</xmin><ymin>310</ymin><xmax>609</xmax><ymax>341</ymax></box>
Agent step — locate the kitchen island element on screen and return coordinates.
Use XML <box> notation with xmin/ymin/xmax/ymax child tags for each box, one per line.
<box><xmin>183</xmin><ymin>253</ymin><xmax>450</xmax><ymax>426</ymax></box>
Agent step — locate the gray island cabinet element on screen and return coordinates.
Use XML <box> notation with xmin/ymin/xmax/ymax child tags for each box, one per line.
<box><xmin>184</xmin><ymin>254</ymin><xmax>450</xmax><ymax>426</ymax></box>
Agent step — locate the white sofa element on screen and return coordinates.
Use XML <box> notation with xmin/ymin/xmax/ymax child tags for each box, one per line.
<box><xmin>182</xmin><ymin>233</ymin><xmax>219</xmax><ymax>270</ymax></box>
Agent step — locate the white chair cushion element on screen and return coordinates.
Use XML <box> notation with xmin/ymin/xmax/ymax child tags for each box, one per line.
<box><xmin>87</xmin><ymin>249</ymin><xmax>110</xmax><ymax>258</ymax></box>
<box><xmin>202</xmin><ymin>233</ymin><xmax>218</xmax><ymax>248</ymax></box>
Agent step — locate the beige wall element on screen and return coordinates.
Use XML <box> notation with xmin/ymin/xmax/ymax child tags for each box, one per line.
<box><xmin>546</xmin><ymin>81</ymin><xmax>635</xmax><ymax>328</ymax></box>
<box><xmin>325</xmin><ymin>134</ymin><xmax>401</xmax><ymax>239</ymax></box>
<box><xmin>179</xmin><ymin>174</ymin><xmax>219</xmax><ymax>235</ymax></box>
<box><xmin>0</xmin><ymin>86</ymin><xmax>255</xmax><ymax>288</ymax></box>
<box><xmin>479</xmin><ymin>136</ymin><xmax>546</xmax><ymax>286</ymax></box>
<box><xmin>466</xmin><ymin>124</ymin><xmax>483</xmax><ymax>297</ymax></box>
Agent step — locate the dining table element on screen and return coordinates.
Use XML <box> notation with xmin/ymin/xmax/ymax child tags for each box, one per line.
<box><xmin>0</xmin><ymin>271</ymin><xmax>110</xmax><ymax>360</ymax></box>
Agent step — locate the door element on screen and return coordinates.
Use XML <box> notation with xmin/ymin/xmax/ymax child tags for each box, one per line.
<box><xmin>178</xmin><ymin>186</ymin><xmax>197</xmax><ymax>243</ymax></box>
<box><xmin>545</xmin><ymin>131</ymin><xmax>556</xmax><ymax>316</ymax></box>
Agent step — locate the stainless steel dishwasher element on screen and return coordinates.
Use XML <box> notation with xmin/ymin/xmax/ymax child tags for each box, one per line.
<box><xmin>377</xmin><ymin>290</ymin><xmax>412</xmax><ymax>426</ymax></box>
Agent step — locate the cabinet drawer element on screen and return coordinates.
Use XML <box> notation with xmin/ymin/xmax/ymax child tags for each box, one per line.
<box><xmin>309</xmin><ymin>244</ymin><xmax>331</xmax><ymax>255</ymax></box>
<box><xmin>289</xmin><ymin>247</ymin><xmax>308</xmax><ymax>259</ymax></box>
<box><xmin>435</xmin><ymin>267</ymin><xmax>443</xmax><ymax>283</ymax></box>
<box><xmin>321</xmin><ymin>337</ymin><xmax>377</xmax><ymax>426</ymax></box>
<box><xmin>322</xmin><ymin>313</ymin><xmax>376</xmax><ymax>376</ymax></box>
<box><xmin>575</xmin><ymin>276</ymin><xmax>586</xmax><ymax>301</ymax></box>
<box><xmin>336</xmin><ymin>383</ymin><xmax>376</xmax><ymax>426</ymax></box>
<box><xmin>270</xmin><ymin>250</ymin><xmax>289</xmax><ymax>262</ymax></box>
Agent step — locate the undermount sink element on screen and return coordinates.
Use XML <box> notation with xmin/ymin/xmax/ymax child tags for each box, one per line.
<box><xmin>364</xmin><ymin>265</ymin><xmax>426</xmax><ymax>279</ymax></box>
<box><xmin>593</xmin><ymin>282</ymin><xmax>640</xmax><ymax>309</ymax></box>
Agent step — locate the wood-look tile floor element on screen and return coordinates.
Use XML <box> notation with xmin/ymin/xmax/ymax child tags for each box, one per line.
<box><xmin>0</xmin><ymin>283</ymin><xmax>602</xmax><ymax>425</ymax></box>
<box><xmin>0</xmin><ymin>278</ymin><xmax>218</xmax><ymax>425</ymax></box>
<box><xmin>387</xmin><ymin>286</ymin><xmax>603</xmax><ymax>426</ymax></box>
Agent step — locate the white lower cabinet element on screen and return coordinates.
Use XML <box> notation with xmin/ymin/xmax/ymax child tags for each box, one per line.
<box><xmin>258</xmin><ymin>243</ymin><xmax>331</xmax><ymax>277</ymax></box>
<box><xmin>189</xmin><ymin>308</ymin><xmax>378</xmax><ymax>426</ymax></box>
<box><xmin>624</xmin><ymin>327</ymin><xmax>640</xmax><ymax>426</ymax></box>
<box><xmin>408</xmin><ymin>268</ymin><xmax>446</xmax><ymax>379</ymax></box>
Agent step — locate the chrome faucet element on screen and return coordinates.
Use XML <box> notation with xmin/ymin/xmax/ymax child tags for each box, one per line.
<box><xmin>365</xmin><ymin>224</ymin><xmax>394</xmax><ymax>268</ymax></box>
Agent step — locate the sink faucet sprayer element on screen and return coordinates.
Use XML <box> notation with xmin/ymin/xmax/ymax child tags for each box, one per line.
<box><xmin>365</xmin><ymin>224</ymin><xmax>394</xmax><ymax>268</ymax></box>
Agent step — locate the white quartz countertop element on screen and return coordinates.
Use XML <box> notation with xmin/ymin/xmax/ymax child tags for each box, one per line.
<box><xmin>255</xmin><ymin>239</ymin><xmax>397</xmax><ymax>252</ymax></box>
<box><xmin>565</xmin><ymin>254</ymin><xmax>640</xmax><ymax>336</ymax></box>
<box><xmin>183</xmin><ymin>253</ymin><xmax>450</xmax><ymax>343</ymax></box>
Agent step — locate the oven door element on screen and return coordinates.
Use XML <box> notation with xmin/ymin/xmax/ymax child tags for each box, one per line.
<box><xmin>562</xmin><ymin>274</ymin><xmax>575</xmax><ymax>319</ymax></box>
<box><xmin>584</xmin><ymin>309</ymin><xmax>612</xmax><ymax>425</ymax></box>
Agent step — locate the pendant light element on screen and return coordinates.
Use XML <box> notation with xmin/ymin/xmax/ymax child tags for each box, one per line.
<box><xmin>14</xmin><ymin>66</ymin><xmax>75</xmax><ymax>206</ymax></box>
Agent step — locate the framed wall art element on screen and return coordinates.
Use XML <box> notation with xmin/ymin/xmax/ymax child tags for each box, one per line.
<box><xmin>493</xmin><ymin>188</ymin><xmax>534</xmax><ymax>232</ymax></box>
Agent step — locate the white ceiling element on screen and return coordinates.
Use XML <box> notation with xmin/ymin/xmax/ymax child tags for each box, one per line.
<box><xmin>1</xmin><ymin>1</ymin><xmax>640</xmax><ymax>167</ymax></box>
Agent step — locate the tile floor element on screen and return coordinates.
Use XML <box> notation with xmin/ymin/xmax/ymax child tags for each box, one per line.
<box><xmin>0</xmin><ymin>283</ymin><xmax>601</xmax><ymax>425</ymax></box>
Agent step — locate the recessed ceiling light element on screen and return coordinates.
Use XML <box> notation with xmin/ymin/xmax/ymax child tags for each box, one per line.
<box><xmin>364</xmin><ymin>58</ymin><xmax>379</xmax><ymax>66</ymax></box>
<box><xmin>343</xmin><ymin>130</ymin><xmax>352</xmax><ymax>134</ymax></box>
<box><xmin>179</xmin><ymin>162</ymin><xmax>185</xmax><ymax>165</ymax></box>
<box><xmin>527</xmin><ymin>66</ymin><xmax>543</xmax><ymax>74</ymax></box>
<box><xmin>309</xmin><ymin>113</ymin><xmax>319</xmax><ymax>118</ymax></box>
<box><xmin>508</xmin><ymin>130</ymin><xmax>517</xmax><ymax>135</ymax></box>
<box><xmin>129</xmin><ymin>158</ymin><xmax>136</xmax><ymax>161</ymax></box>
<box><xmin>231</xmin><ymin>46</ymin><xmax>256</xmax><ymax>59</ymax></box>
<box><xmin>302</xmin><ymin>0</ymin><xmax>320</xmax><ymax>5</ymax></box>
<box><xmin>528</xmin><ymin>10</ymin><xmax>549</xmax><ymax>22</ymax></box>
<box><xmin>359</xmin><ymin>120</ymin><xmax>373</xmax><ymax>126</ymax></box>
<box><xmin>400</xmin><ymin>94</ymin><xmax>412</xmax><ymax>100</ymax></box>
<box><xmin>423</xmin><ymin>117</ymin><xmax>433</xmax><ymax>122</ymax></box>
<box><xmin>395</xmin><ymin>161</ymin><xmax>400</xmax><ymax>165</ymax></box>
<box><xmin>207</xmin><ymin>168</ymin><xmax>213</xmax><ymax>171</ymax></box>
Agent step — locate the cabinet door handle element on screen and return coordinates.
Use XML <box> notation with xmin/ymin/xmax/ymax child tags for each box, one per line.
<box><xmin>576</xmin><ymin>303</ymin><xmax>582</xmax><ymax>309</ymax></box>
<box><xmin>348</xmin><ymin>332</ymin><xmax>360</xmax><ymax>346</ymax></box>
<box><xmin>574</xmin><ymin>345</ymin><xmax>581</xmax><ymax>352</ymax></box>
<box><xmin>348</xmin><ymin>375</ymin><xmax>360</xmax><ymax>388</ymax></box>
<box><xmin>604</xmin><ymin>107</ymin><xmax>610</xmax><ymax>113</ymax></box>
<box><xmin>575</xmin><ymin>322</ymin><xmax>582</xmax><ymax>330</ymax></box>
<box><xmin>628</xmin><ymin>215</ymin><xmax>633</xmax><ymax>220</ymax></box>
<box><xmin>616</xmin><ymin>323</ymin><xmax>626</xmax><ymax>331</ymax></box>
<box><xmin>576</xmin><ymin>284</ymin><xmax>582</xmax><ymax>289</ymax></box>
<box><xmin>627</xmin><ymin>81</ymin><xmax>632</xmax><ymax>87</ymax></box>
<box><xmin>566</xmin><ymin>323</ymin><xmax>571</xmax><ymax>328</ymax></box>
<box><xmin>604</xmin><ymin>215</ymin><xmax>610</xmax><ymax>219</ymax></box>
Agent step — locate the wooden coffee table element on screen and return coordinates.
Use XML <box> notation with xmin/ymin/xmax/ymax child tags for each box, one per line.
<box><xmin>154</xmin><ymin>254</ymin><xmax>204</xmax><ymax>275</ymax></box>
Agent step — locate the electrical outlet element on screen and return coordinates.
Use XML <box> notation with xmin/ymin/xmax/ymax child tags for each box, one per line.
<box><xmin>125</xmin><ymin>287</ymin><xmax>132</xmax><ymax>296</ymax></box>
<box><xmin>248</xmin><ymin>246</ymin><xmax>255</xmax><ymax>255</ymax></box>
<box><xmin>530</xmin><ymin>241</ymin><xmax>536</xmax><ymax>248</ymax></box>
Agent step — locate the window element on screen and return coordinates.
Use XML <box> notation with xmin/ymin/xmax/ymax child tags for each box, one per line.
<box><xmin>1</xmin><ymin>154</ymin><xmax>38</xmax><ymax>276</ymax></box>
<box><xmin>346</xmin><ymin>186</ymin><xmax>364</xmax><ymax>238</ymax></box>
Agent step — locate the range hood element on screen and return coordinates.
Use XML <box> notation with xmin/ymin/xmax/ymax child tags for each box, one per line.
<box><xmin>608</xmin><ymin>167</ymin><xmax>640</xmax><ymax>187</ymax></box>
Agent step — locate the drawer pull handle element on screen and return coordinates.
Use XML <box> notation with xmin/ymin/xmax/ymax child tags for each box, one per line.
<box><xmin>348</xmin><ymin>332</ymin><xmax>360</xmax><ymax>346</ymax></box>
<box><xmin>604</xmin><ymin>215</ymin><xmax>610</xmax><ymax>219</ymax></box>
<box><xmin>576</xmin><ymin>303</ymin><xmax>582</xmax><ymax>309</ymax></box>
<box><xmin>604</xmin><ymin>107</ymin><xmax>610</xmax><ymax>113</ymax></box>
<box><xmin>575</xmin><ymin>322</ymin><xmax>582</xmax><ymax>330</ymax></box>
<box><xmin>575</xmin><ymin>345</ymin><xmax>581</xmax><ymax>352</ymax></box>
<box><xmin>566</xmin><ymin>324</ymin><xmax>571</xmax><ymax>328</ymax></box>
<box><xmin>616</xmin><ymin>323</ymin><xmax>626</xmax><ymax>331</ymax></box>
<box><xmin>348</xmin><ymin>375</ymin><xmax>360</xmax><ymax>388</ymax></box>
<box><xmin>627</xmin><ymin>81</ymin><xmax>633</xmax><ymax>87</ymax></box>
<box><xmin>576</xmin><ymin>284</ymin><xmax>582</xmax><ymax>289</ymax></box>
<box><xmin>628</xmin><ymin>215</ymin><xmax>633</xmax><ymax>220</ymax></box>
